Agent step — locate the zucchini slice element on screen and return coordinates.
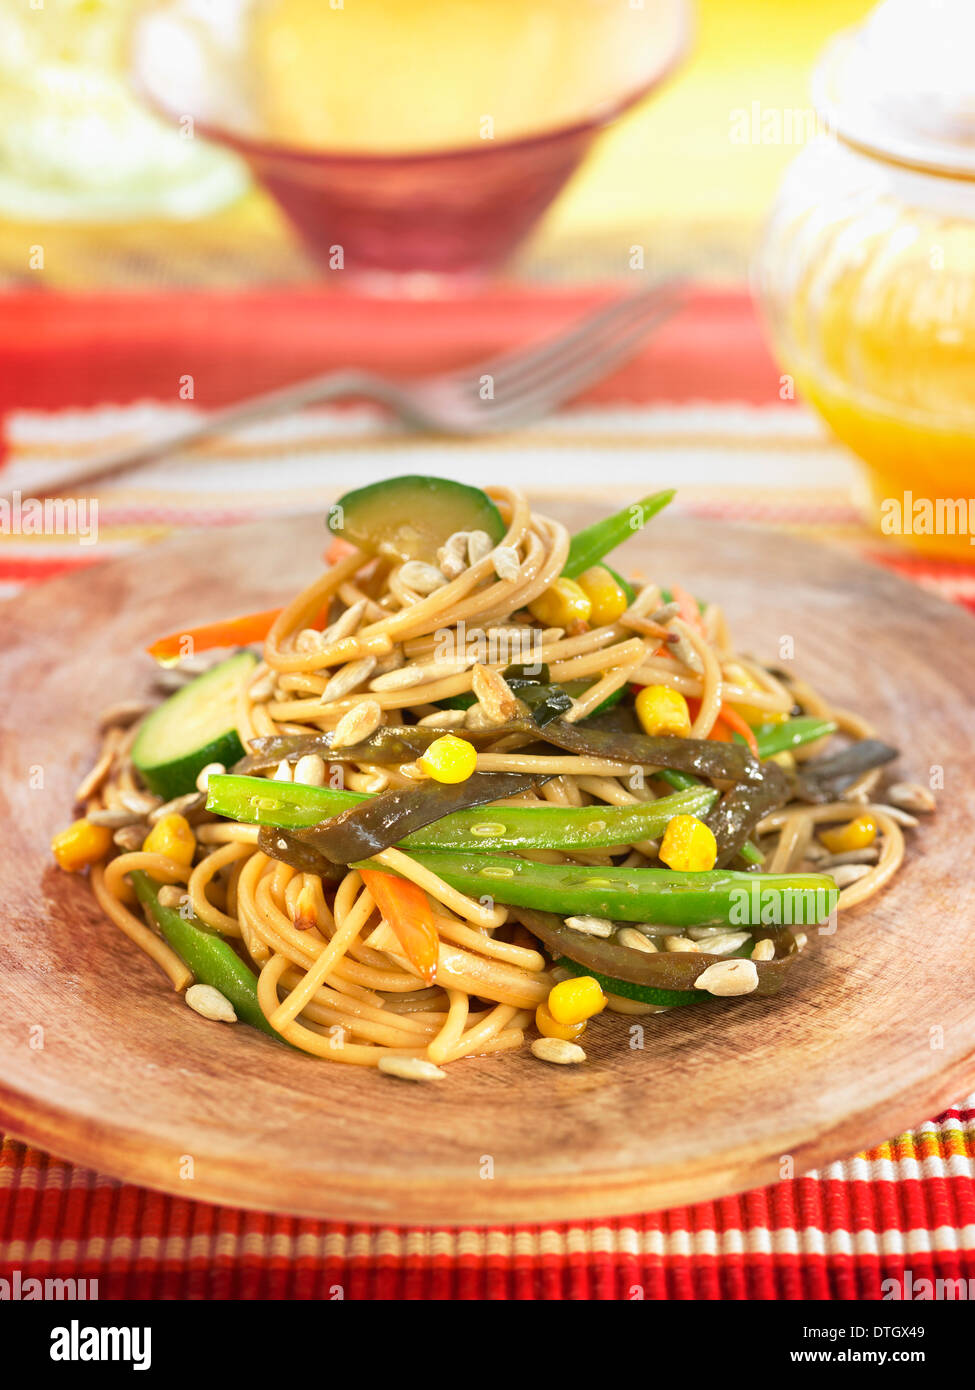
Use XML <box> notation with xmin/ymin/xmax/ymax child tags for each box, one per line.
<box><xmin>132</xmin><ymin>652</ymin><xmax>257</xmax><ymax>800</ymax></box>
<box><xmin>327</xmin><ymin>475</ymin><xmax>505</xmax><ymax>564</ymax></box>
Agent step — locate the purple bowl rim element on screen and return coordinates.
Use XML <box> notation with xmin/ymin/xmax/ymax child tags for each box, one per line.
<box><xmin>131</xmin><ymin>1</ymin><xmax>691</xmax><ymax>169</ymax></box>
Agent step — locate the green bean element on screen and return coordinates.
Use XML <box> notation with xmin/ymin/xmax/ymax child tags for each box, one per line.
<box><xmin>207</xmin><ymin>773</ymin><xmax>718</xmax><ymax>854</ymax></box>
<box><xmin>364</xmin><ymin>850</ymin><xmax>838</xmax><ymax>928</ymax></box>
<box><xmin>131</xmin><ymin>871</ymin><xmax>279</xmax><ymax>1039</ymax></box>
<box><xmin>562</xmin><ymin>489</ymin><xmax>674</xmax><ymax>577</ymax></box>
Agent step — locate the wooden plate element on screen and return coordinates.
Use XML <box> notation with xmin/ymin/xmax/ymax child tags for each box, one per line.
<box><xmin>1</xmin><ymin>508</ymin><xmax>973</xmax><ymax>1226</ymax></box>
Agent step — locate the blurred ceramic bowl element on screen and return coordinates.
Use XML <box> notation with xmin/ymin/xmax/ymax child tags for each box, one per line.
<box><xmin>131</xmin><ymin>0</ymin><xmax>690</xmax><ymax>283</ymax></box>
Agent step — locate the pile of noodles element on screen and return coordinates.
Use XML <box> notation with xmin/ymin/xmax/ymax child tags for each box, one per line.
<box><xmin>83</xmin><ymin>487</ymin><xmax>905</xmax><ymax>1067</ymax></box>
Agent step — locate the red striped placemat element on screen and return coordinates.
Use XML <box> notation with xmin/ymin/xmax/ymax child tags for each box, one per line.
<box><xmin>1</xmin><ymin>286</ymin><xmax>973</xmax><ymax>1298</ymax></box>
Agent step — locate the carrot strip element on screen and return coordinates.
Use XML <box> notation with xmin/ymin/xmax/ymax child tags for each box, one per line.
<box><xmin>360</xmin><ymin>869</ymin><xmax>439</xmax><ymax>986</ymax></box>
<box><xmin>324</xmin><ymin>537</ymin><xmax>357</xmax><ymax>565</ymax></box>
<box><xmin>717</xmin><ymin>702</ymin><xmax>760</xmax><ymax>758</ymax></box>
<box><xmin>670</xmin><ymin>582</ymin><xmax>706</xmax><ymax>636</ymax></box>
<box><xmin>147</xmin><ymin>609</ymin><xmax>282</xmax><ymax>664</ymax></box>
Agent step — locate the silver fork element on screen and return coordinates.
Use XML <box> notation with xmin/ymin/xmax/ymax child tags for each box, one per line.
<box><xmin>14</xmin><ymin>281</ymin><xmax>686</xmax><ymax>498</ymax></box>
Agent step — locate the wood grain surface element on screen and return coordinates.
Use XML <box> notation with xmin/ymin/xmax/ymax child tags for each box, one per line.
<box><xmin>0</xmin><ymin>507</ymin><xmax>973</xmax><ymax>1225</ymax></box>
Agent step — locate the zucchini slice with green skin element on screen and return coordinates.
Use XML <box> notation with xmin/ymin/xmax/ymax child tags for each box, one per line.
<box><xmin>557</xmin><ymin>957</ymin><xmax>699</xmax><ymax>1008</ymax></box>
<box><xmin>327</xmin><ymin>475</ymin><xmax>506</xmax><ymax>564</ymax></box>
<box><xmin>132</xmin><ymin>651</ymin><xmax>257</xmax><ymax>800</ymax></box>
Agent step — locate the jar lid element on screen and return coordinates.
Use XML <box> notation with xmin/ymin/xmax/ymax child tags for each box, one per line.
<box><xmin>813</xmin><ymin>0</ymin><xmax>975</xmax><ymax>179</ymax></box>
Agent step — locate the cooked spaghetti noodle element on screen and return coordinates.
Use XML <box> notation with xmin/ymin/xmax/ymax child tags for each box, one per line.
<box><xmin>55</xmin><ymin>481</ymin><xmax>925</xmax><ymax>1074</ymax></box>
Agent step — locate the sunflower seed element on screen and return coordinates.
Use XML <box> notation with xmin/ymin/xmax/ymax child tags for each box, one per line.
<box><xmin>119</xmin><ymin>789</ymin><xmax>163</xmax><ymax>815</ymax></box>
<box><xmin>74</xmin><ymin>743</ymin><xmax>117</xmax><ymax>803</ymax></box>
<box><xmin>668</xmin><ymin>630</ymin><xmax>704</xmax><ymax>673</ymax></box>
<box><xmin>437</xmin><ymin>532</ymin><xmax>471</xmax><ymax>580</ymax></box>
<box><xmin>97</xmin><ymin>700</ymin><xmax>149</xmax><ymax>732</ymax></box>
<box><xmin>87</xmin><ymin>807</ymin><xmax>143</xmax><ymax>829</ymax></box>
<box><xmin>295</xmin><ymin>628</ymin><xmax>326</xmax><ymax>653</ymax></box>
<box><xmin>563</xmin><ymin>914</ymin><xmax>615</xmax><ymax>938</ymax></box>
<box><xmin>751</xmin><ymin>938</ymin><xmax>775</xmax><ymax>961</ymax></box>
<box><xmin>377</xmin><ymin>1055</ymin><xmax>447</xmax><ymax>1082</ymax></box>
<box><xmin>158</xmin><ymin>885</ymin><xmax>187</xmax><ymax>909</ymax></box>
<box><xmin>185</xmin><ymin>983</ymin><xmax>237</xmax><ymax>1023</ymax></box>
<box><xmin>195</xmin><ymin>761</ymin><xmax>225</xmax><ymax>793</ymax></box>
<box><xmin>833</xmin><ymin>863</ymin><xmax>873</xmax><ymax>887</ymax></box>
<box><xmin>664</xmin><ymin>935</ymin><xmax>701</xmax><ymax>953</ymax></box>
<box><xmin>531</xmin><ymin>1037</ymin><xmax>586</xmax><ymax>1065</ymax></box>
<box><xmin>697</xmin><ymin>931</ymin><xmax>752</xmax><ymax>956</ymax></box>
<box><xmin>272</xmin><ymin>759</ymin><xmax>293</xmax><ymax>783</ymax></box>
<box><xmin>694</xmin><ymin>959</ymin><xmax>759</xmax><ymax>996</ymax></box>
<box><xmin>113</xmin><ymin>825</ymin><xmax>146</xmax><ymax>851</ymax></box>
<box><xmin>321</xmin><ymin>598</ymin><xmax>367</xmax><ymax>646</ymax></box>
<box><xmin>148</xmin><ymin>791</ymin><xmax>205</xmax><ymax>824</ymax></box>
<box><xmin>871</xmin><ymin>803</ymin><xmax>919</xmax><ymax>828</ymax></box>
<box><xmin>650</xmin><ymin>602</ymin><xmax>680</xmax><ymax>623</ymax></box>
<box><xmin>369</xmin><ymin>664</ymin><xmax>429</xmax><ymax>692</ymax></box>
<box><xmin>886</xmin><ymin>782</ymin><xmax>935</xmax><ymax>815</ymax></box>
<box><xmin>320</xmin><ymin>656</ymin><xmax>377</xmax><ymax>703</ymax></box>
<box><xmin>248</xmin><ymin>670</ymin><xmax>276</xmax><ymax>703</ymax></box>
<box><xmin>293</xmin><ymin>753</ymin><xmax>327</xmax><ymax>786</ymax></box>
<box><xmin>821</xmin><ymin>847</ymin><xmax>880</xmax><ymax>867</ymax></box>
<box><xmin>616</xmin><ymin>927</ymin><xmax>658</xmax><ymax>953</ymax></box>
<box><xmin>417</xmin><ymin>709</ymin><xmax>467</xmax><ymax>728</ymax></box>
<box><xmin>471</xmin><ymin>662</ymin><xmax>520</xmax><ymax>722</ymax></box>
<box><xmin>331</xmin><ymin>699</ymin><xmax>383</xmax><ymax>750</ymax></box>
<box><xmin>467</xmin><ymin>530</ymin><xmax>494</xmax><ymax>565</ymax></box>
<box><xmin>399</xmin><ymin>561</ymin><xmax>449</xmax><ymax>595</ymax></box>
<box><xmin>464</xmin><ymin>704</ymin><xmax>499</xmax><ymax>731</ymax></box>
<box><xmin>492</xmin><ymin>546</ymin><xmax>521</xmax><ymax>582</ymax></box>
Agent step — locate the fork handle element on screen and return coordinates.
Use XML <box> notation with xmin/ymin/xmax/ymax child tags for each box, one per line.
<box><xmin>10</xmin><ymin>368</ymin><xmax>392</xmax><ymax>500</ymax></box>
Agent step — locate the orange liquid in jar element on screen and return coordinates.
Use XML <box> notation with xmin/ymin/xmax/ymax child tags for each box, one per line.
<box><xmin>787</xmin><ymin>210</ymin><xmax>975</xmax><ymax>559</ymax></box>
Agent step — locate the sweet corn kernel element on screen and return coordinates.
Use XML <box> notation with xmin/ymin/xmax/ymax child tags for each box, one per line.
<box><xmin>635</xmin><ymin>684</ymin><xmax>692</xmax><ymax>738</ymax></box>
<box><xmin>819</xmin><ymin>814</ymin><xmax>877</xmax><ymax>855</ymax></box>
<box><xmin>51</xmin><ymin>818</ymin><xmax>113</xmax><ymax>873</ymax></box>
<box><xmin>142</xmin><ymin>813</ymin><xmax>196</xmax><ymax>868</ymax></box>
<box><xmin>576</xmin><ymin>565</ymin><xmax>628</xmax><ymax>626</ymax></box>
<box><xmin>418</xmin><ymin>733</ymin><xmax>477</xmax><ymax>784</ymax></box>
<box><xmin>725</xmin><ymin>665</ymin><xmax>787</xmax><ymax>726</ymax></box>
<box><xmin>535</xmin><ymin>1001</ymin><xmax>587</xmax><ymax>1042</ymax></box>
<box><xmin>547</xmin><ymin>975</ymin><xmax>607</xmax><ymax>1026</ymax></box>
<box><xmin>528</xmin><ymin>577</ymin><xmax>592</xmax><ymax>630</ymax></box>
<box><xmin>659</xmin><ymin>814</ymin><xmax>718</xmax><ymax>872</ymax></box>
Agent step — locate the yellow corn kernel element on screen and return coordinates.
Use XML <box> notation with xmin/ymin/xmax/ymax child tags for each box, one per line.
<box><xmin>659</xmin><ymin>814</ymin><xmax>718</xmax><ymax>872</ymax></box>
<box><xmin>725</xmin><ymin>664</ymin><xmax>787</xmax><ymax>727</ymax></box>
<box><xmin>635</xmin><ymin>684</ymin><xmax>692</xmax><ymax>738</ymax></box>
<box><xmin>528</xmin><ymin>577</ymin><xmax>592</xmax><ymax>629</ymax></box>
<box><xmin>547</xmin><ymin>975</ymin><xmax>607</xmax><ymax>1026</ymax></box>
<box><xmin>418</xmin><ymin>733</ymin><xmax>477</xmax><ymax>784</ymax></box>
<box><xmin>576</xmin><ymin>566</ymin><xmax>628</xmax><ymax>626</ymax></box>
<box><xmin>142</xmin><ymin>813</ymin><xmax>196</xmax><ymax>868</ymax></box>
<box><xmin>51</xmin><ymin>818</ymin><xmax>113</xmax><ymax>873</ymax></box>
<box><xmin>819</xmin><ymin>814</ymin><xmax>877</xmax><ymax>855</ymax></box>
<box><xmin>535</xmin><ymin>1001</ymin><xmax>587</xmax><ymax>1042</ymax></box>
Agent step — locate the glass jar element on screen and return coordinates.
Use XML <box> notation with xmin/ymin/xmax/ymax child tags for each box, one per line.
<box><xmin>756</xmin><ymin>0</ymin><xmax>975</xmax><ymax>560</ymax></box>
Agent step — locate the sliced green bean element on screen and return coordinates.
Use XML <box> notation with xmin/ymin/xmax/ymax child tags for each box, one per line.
<box><xmin>207</xmin><ymin>773</ymin><xmax>718</xmax><ymax>853</ymax></box>
<box><xmin>563</xmin><ymin>489</ymin><xmax>675</xmax><ymax>577</ymax></box>
<box><xmin>132</xmin><ymin>871</ymin><xmax>279</xmax><ymax>1039</ymax></box>
<box><xmin>364</xmin><ymin>850</ymin><xmax>838</xmax><ymax>928</ymax></box>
